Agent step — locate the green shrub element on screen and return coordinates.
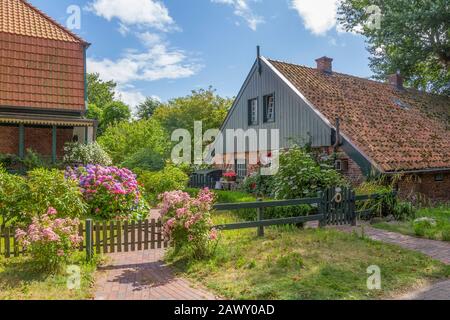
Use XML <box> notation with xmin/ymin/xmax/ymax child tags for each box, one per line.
<box><xmin>413</xmin><ymin>217</ymin><xmax>437</xmax><ymax>237</ymax></box>
<box><xmin>242</xmin><ymin>173</ymin><xmax>274</xmax><ymax>197</ymax></box>
<box><xmin>138</xmin><ymin>165</ymin><xmax>189</xmax><ymax>204</ymax></box>
<box><xmin>393</xmin><ymin>201</ymin><xmax>416</xmax><ymax>221</ymax></box>
<box><xmin>441</xmin><ymin>227</ymin><xmax>450</xmax><ymax>241</ymax></box>
<box><xmin>0</xmin><ymin>167</ymin><xmax>29</xmax><ymax>228</ymax></box>
<box><xmin>63</xmin><ymin>142</ymin><xmax>112</xmax><ymax>166</ymax></box>
<box><xmin>26</xmin><ymin>168</ymin><xmax>86</xmax><ymax>220</ymax></box>
<box><xmin>355</xmin><ymin>181</ymin><xmax>396</xmax><ymax>218</ymax></box>
<box><xmin>121</xmin><ymin>147</ymin><xmax>165</xmax><ymax>172</ymax></box>
<box><xmin>22</xmin><ymin>149</ymin><xmax>48</xmax><ymax>170</ymax></box>
<box><xmin>272</xmin><ymin>146</ymin><xmax>345</xmax><ymax>199</ymax></box>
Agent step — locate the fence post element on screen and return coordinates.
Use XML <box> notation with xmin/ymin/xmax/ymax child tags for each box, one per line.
<box><xmin>317</xmin><ymin>191</ymin><xmax>325</xmax><ymax>228</ymax></box>
<box><xmin>351</xmin><ymin>191</ymin><xmax>357</xmax><ymax>226</ymax></box>
<box><xmin>256</xmin><ymin>198</ymin><xmax>264</xmax><ymax>237</ymax></box>
<box><xmin>85</xmin><ymin>219</ymin><xmax>93</xmax><ymax>261</ymax></box>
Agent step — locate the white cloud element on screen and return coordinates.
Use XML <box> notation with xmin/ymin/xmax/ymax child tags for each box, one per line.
<box><xmin>115</xmin><ymin>88</ymin><xmax>146</xmax><ymax>109</ymax></box>
<box><xmin>137</xmin><ymin>32</ymin><xmax>162</xmax><ymax>47</ymax></box>
<box><xmin>212</xmin><ymin>0</ymin><xmax>264</xmax><ymax>31</ymax></box>
<box><xmin>290</xmin><ymin>0</ymin><xmax>339</xmax><ymax>35</ymax></box>
<box><xmin>86</xmin><ymin>0</ymin><xmax>177</xmax><ymax>31</ymax></box>
<box><xmin>87</xmin><ymin>43</ymin><xmax>202</xmax><ymax>85</ymax></box>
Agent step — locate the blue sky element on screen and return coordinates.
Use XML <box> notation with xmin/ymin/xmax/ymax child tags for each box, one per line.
<box><xmin>29</xmin><ymin>0</ymin><xmax>372</xmax><ymax>110</ymax></box>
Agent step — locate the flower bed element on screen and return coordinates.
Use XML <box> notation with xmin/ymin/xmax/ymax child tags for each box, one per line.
<box><xmin>159</xmin><ymin>188</ymin><xmax>218</xmax><ymax>259</ymax></box>
<box><xmin>65</xmin><ymin>165</ymin><xmax>148</xmax><ymax>221</ymax></box>
<box><xmin>15</xmin><ymin>207</ymin><xmax>82</xmax><ymax>272</ymax></box>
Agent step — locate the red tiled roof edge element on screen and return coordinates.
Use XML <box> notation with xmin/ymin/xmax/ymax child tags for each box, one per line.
<box><xmin>20</xmin><ymin>0</ymin><xmax>89</xmax><ymax>45</ymax></box>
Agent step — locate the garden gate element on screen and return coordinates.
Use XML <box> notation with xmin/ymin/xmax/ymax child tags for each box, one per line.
<box><xmin>320</xmin><ymin>187</ymin><xmax>357</xmax><ymax>226</ymax></box>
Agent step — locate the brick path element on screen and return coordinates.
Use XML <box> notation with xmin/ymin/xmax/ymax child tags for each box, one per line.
<box><xmin>94</xmin><ymin>249</ymin><xmax>218</xmax><ymax>300</ymax></box>
<box><xmin>333</xmin><ymin>224</ymin><xmax>450</xmax><ymax>300</ymax></box>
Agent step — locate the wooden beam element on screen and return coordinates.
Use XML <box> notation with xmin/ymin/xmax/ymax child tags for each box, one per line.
<box><xmin>18</xmin><ymin>124</ymin><xmax>24</xmax><ymax>159</ymax></box>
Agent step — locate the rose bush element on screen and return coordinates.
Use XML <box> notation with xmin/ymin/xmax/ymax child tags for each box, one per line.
<box><xmin>15</xmin><ymin>207</ymin><xmax>83</xmax><ymax>272</ymax></box>
<box><xmin>159</xmin><ymin>189</ymin><xmax>218</xmax><ymax>259</ymax></box>
<box><xmin>65</xmin><ymin>165</ymin><xmax>148</xmax><ymax>221</ymax></box>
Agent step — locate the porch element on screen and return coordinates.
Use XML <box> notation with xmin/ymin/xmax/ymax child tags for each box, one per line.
<box><xmin>0</xmin><ymin>113</ymin><xmax>97</xmax><ymax>164</ymax></box>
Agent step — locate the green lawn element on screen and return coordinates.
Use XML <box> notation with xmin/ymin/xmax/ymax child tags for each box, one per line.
<box><xmin>373</xmin><ymin>206</ymin><xmax>450</xmax><ymax>242</ymax></box>
<box><xmin>168</xmin><ymin>212</ymin><xmax>449</xmax><ymax>300</ymax></box>
<box><xmin>0</xmin><ymin>253</ymin><xmax>98</xmax><ymax>300</ymax></box>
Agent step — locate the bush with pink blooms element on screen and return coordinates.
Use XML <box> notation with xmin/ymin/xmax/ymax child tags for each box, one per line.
<box><xmin>65</xmin><ymin>165</ymin><xmax>148</xmax><ymax>221</ymax></box>
<box><xmin>159</xmin><ymin>189</ymin><xmax>219</xmax><ymax>259</ymax></box>
<box><xmin>15</xmin><ymin>207</ymin><xmax>83</xmax><ymax>272</ymax></box>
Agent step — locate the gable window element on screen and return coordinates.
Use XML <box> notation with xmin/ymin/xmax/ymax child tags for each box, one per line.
<box><xmin>248</xmin><ymin>98</ymin><xmax>258</xmax><ymax>125</ymax></box>
<box><xmin>263</xmin><ymin>94</ymin><xmax>275</xmax><ymax>123</ymax></box>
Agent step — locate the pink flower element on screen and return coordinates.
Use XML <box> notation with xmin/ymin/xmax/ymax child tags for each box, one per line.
<box><xmin>210</xmin><ymin>228</ymin><xmax>218</xmax><ymax>240</ymax></box>
<box><xmin>47</xmin><ymin>207</ymin><xmax>57</xmax><ymax>216</ymax></box>
<box><xmin>57</xmin><ymin>249</ymin><xmax>65</xmax><ymax>257</ymax></box>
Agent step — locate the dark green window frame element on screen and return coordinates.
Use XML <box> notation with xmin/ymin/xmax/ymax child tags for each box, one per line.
<box><xmin>263</xmin><ymin>93</ymin><xmax>275</xmax><ymax>123</ymax></box>
<box><xmin>248</xmin><ymin>97</ymin><xmax>259</xmax><ymax>126</ymax></box>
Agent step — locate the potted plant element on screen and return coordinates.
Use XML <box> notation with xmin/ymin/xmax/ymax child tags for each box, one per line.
<box><xmin>223</xmin><ymin>171</ymin><xmax>237</xmax><ymax>182</ymax></box>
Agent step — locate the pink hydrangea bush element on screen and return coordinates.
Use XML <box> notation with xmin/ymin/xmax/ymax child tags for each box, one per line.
<box><xmin>159</xmin><ymin>188</ymin><xmax>219</xmax><ymax>259</ymax></box>
<box><xmin>15</xmin><ymin>207</ymin><xmax>83</xmax><ymax>271</ymax></box>
<box><xmin>65</xmin><ymin>165</ymin><xmax>148</xmax><ymax>221</ymax></box>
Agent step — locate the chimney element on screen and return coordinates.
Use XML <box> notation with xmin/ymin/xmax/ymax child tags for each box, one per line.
<box><xmin>388</xmin><ymin>71</ymin><xmax>404</xmax><ymax>89</ymax></box>
<box><xmin>315</xmin><ymin>56</ymin><xmax>333</xmax><ymax>73</ymax></box>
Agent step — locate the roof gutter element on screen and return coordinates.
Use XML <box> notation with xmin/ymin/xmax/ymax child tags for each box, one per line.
<box><xmin>384</xmin><ymin>168</ymin><xmax>450</xmax><ymax>175</ymax></box>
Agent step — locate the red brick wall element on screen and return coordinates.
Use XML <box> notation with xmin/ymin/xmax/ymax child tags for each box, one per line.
<box><xmin>0</xmin><ymin>125</ymin><xmax>19</xmax><ymax>154</ymax></box>
<box><xmin>398</xmin><ymin>172</ymin><xmax>450</xmax><ymax>203</ymax></box>
<box><xmin>24</xmin><ymin>127</ymin><xmax>73</xmax><ymax>159</ymax></box>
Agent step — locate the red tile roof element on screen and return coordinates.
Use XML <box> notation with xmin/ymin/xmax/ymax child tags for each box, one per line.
<box><xmin>0</xmin><ymin>0</ymin><xmax>86</xmax><ymax>43</ymax></box>
<box><xmin>268</xmin><ymin>59</ymin><xmax>450</xmax><ymax>173</ymax></box>
<box><xmin>0</xmin><ymin>0</ymin><xmax>86</xmax><ymax>112</ymax></box>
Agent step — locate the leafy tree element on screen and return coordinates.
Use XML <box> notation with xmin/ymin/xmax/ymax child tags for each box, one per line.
<box><xmin>87</xmin><ymin>73</ymin><xmax>116</xmax><ymax>109</ymax></box>
<box><xmin>121</xmin><ymin>147</ymin><xmax>165</xmax><ymax>172</ymax></box>
<box><xmin>338</xmin><ymin>0</ymin><xmax>450</xmax><ymax>95</ymax></box>
<box><xmin>153</xmin><ymin>87</ymin><xmax>233</xmax><ymax>138</ymax></box>
<box><xmin>98</xmin><ymin>119</ymin><xmax>169</xmax><ymax>164</ymax></box>
<box><xmin>101</xmin><ymin>101</ymin><xmax>131</xmax><ymax>130</ymax></box>
<box><xmin>86</xmin><ymin>103</ymin><xmax>103</xmax><ymax>121</ymax></box>
<box><xmin>136</xmin><ymin>97</ymin><xmax>162</xmax><ymax>120</ymax></box>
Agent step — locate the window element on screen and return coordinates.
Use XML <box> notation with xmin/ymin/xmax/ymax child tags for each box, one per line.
<box><xmin>264</xmin><ymin>94</ymin><xmax>275</xmax><ymax>123</ymax></box>
<box><xmin>335</xmin><ymin>159</ymin><xmax>349</xmax><ymax>172</ymax></box>
<box><xmin>248</xmin><ymin>98</ymin><xmax>258</xmax><ymax>125</ymax></box>
<box><xmin>234</xmin><ymin>159</ymin><xmax>248</xmax><ymax>178</ymax></box>
<box><xmin>435</xmin><ymin>173</ymin><xmax>444</xmax><ymax>182</ymax></box>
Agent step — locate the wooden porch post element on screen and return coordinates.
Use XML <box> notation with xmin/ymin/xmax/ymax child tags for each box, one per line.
<box><xmin>18</xmin><ymin>124</ymin><xmax>25</xmax><ymax>159</ymax></box>
<box><xmin>52</xmin><ymin>125</ymin><xmax>57</xmax><ymax>164</ymax></box>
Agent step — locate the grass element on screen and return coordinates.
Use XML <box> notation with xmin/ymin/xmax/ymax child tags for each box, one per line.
<box><xmin>0</xmin><ymin>253</ymin><xmax>99</xmax><ymax>300</ymax></box>
<box><xmin>373</xmin><ymin>206</ymin><xmax>450</xmax><ymax>242</ymax></box>
<box><xmin>168</xmin><ymin>212</ymin><xmax>450</xmax><ymax>300</ymax></box>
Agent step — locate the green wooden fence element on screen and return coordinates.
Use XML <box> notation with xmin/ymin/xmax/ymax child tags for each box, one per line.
<box><xmin>1</xmin><ymin>187</ymin><xmax>394</xmax><ymax>259</ymax></box>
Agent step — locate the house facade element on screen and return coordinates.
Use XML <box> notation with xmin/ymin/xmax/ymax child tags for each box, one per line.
<box><xmin>0</xmin><ymin>0</ymin><xmax>96</xmax><ymax>163</ymax></box>
<box><xmin>213</xmin><ymin>49</ymin><xmax>450</xmax><ymax>202</ymax></box>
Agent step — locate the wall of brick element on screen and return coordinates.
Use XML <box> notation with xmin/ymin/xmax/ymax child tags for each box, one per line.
<box><xmin>24</xmin><ymin>126</ymin><xmax>73</xmax><ymax>159</ymax></box>
<box><xmin>398</xmin><ymin>172</ymin><xmax>450</xmax><ymax>203</ymax></box>
<box><xmin>0</xmin><ymin>125</ymin><xmax>19</xmax><ymax>154</ymax></box>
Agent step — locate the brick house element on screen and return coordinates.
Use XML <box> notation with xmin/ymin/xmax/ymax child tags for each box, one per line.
<box><xmin>0</xmin><ymin>0</ymin><xmax>96</xmax><ymax>163</ymax></box>
<box><xmin>213</xmin><ymin>49</ymin><xmax>450</xmax><ymax>202</ymax></box>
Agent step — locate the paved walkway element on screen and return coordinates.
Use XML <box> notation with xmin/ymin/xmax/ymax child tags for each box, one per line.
<box><xmin>333</xmin><ymin>224</ymin><xmax>450</xmax><ymax>300</ymax></box>
<box><xmin>94</xmin><ymin>249</ymin><xmax>218</xmax><ymax>300</ymax></box>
